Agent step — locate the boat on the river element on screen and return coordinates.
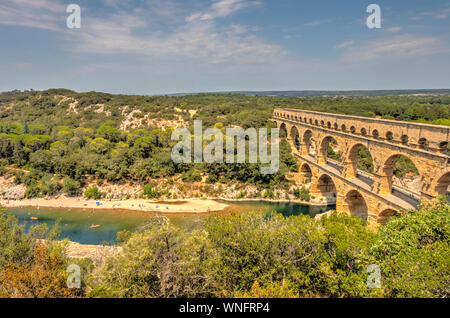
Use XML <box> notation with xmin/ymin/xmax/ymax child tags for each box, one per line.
<box><xmin>30</xmin><ymin>217</ymin><xmax>39</xmax><ymax>220</ymax></box>
<box><xmin>90</xmin><ymin>224</ymin><xmax>101</xmax><ymax>229</ymax></box>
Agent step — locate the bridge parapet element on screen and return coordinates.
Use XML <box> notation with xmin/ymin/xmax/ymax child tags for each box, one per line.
<box><xmin>274</xmin><ymin>108</ymin><xmax>450</xmax><ymax>154</ymax></box>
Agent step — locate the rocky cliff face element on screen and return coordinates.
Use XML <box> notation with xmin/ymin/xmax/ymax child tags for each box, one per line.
<box><xmin>0</xmin><ymin>177</ymin><xmax>25</xmax><ymax>200</ymax></box>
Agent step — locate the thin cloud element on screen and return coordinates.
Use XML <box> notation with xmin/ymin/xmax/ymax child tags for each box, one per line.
<box><xmin>341</xmin><ymin>34</ymin><xmax>449</xmax><ymax>63</ymax></box>
<box><xmin>409</xmin><ymin>7</ymin><xmax>450</xmax><ymax>21</ymax></box>
<box><xmin>69</xmin><ymin>2</ymin><xmax>283</xmax><ymax>64</ymax></box>
<box><xmin>0</xmin><ymin>0</ymin><xmax>65</xmax><ymax>31</ymax></box>
<box><xmin>0</xmin><ymin>0</ymin><xmax>281</xmax><ymax>64</ymax></box>
<box><xmin>304</xmin><ymin>19</ymin><xmax>332</xmax><ymax>27</ymax></box>
<box><xmin>334</xmin><ymin>40</ymin><xmax>355</xmax><ymax>49</ymax></box>
<box><xmin>386</xmin><ymin>26</ymin><xmax>403</xmax><ymax>33</ymax></box>
<box><xmin>186</xmin><ymin>0</ymin><xmax>262</xmax><ymax>22</ymax></box>
<box><xmin>423</xmin><ymin>7</ymin><xmax>450</xmax><ymax>20</ymax></box>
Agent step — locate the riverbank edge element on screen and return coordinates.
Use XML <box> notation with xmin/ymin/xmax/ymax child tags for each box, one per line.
<box><xmin>1</xmin><ymin>196</ymin><xmax>332</xmax><ymax>214</ymax></box>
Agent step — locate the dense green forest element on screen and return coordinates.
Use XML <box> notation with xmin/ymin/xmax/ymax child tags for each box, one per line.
<box><xmin>0</xmin><ymin>89</ymin><xmax>448</xmax><ymax>199</ymax></box>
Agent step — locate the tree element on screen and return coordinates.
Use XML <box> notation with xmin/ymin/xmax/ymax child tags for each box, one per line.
<box><xmin>370</xmin><ymin>198</ymin><xmax>450</xmax><ymax>297</ymax></box>
<box><xmin>62</xmin><ymin>177</ymin><xmax>81</xmax><ymax>196</ymax></box>
<box><xmin>89</xmin><ymin>218</ymin><xmax>215</xmax><ymax>298</ymax></box>
<box><xmin>84</xmin><ymin>186</ymin><xmax>102</xmax><ymax>200</ymax></box>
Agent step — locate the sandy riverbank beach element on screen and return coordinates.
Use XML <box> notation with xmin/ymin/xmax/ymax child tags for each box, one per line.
<box><xmin>0</xmin><ymin>197</ymin><xmax>229</xmax><ymax>214</ymax></box>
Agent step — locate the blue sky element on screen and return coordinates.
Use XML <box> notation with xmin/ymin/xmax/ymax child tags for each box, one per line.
<box><xmin>0</xmin><ymin>0</ymin><xmax>449</xmax><ymax>94</ymax></box>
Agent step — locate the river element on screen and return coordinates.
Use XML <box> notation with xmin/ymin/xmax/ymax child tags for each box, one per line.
<box><xmin>5</xmin><ymin>200</ymin><xmax>334</xmax><ymax>245</ymax></box>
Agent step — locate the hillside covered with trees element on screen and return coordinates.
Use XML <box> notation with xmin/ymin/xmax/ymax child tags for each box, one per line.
<box><xmin>0</xmin><ymin>89</ymin><xmax>448</xmax><ymax>201</ymax></box>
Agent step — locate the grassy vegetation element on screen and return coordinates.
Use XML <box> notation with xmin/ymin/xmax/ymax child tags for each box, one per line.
<box><xmin>1</xmin><ymin>198</ymin><xmax>448</xmax><ymax>298</ymax></box>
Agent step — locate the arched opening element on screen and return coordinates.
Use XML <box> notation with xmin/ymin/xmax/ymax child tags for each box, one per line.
<box><xmin>289</xmin><ymin>126</ymin><xmax>301</xmax><ymax>152</ymax></box>
<box><xmin>378</xmin><ymin>209</ymin><xmax>398</xmax><ymax>225</ymax></box>
<box><xmin>401</xmin><ymin>135</ymin><xmax>409</xmax><ymax>145</ymax></box>
<box><xmin>345</xmin><ymin>143</ymin><xmax>374</xmax><ymax>179</ymax></box>
<box><xmin>309</xmin><ymin>118</ymin><xmax>313</xmax><ymax>124</ymax></box>
<box><xmin>439</xmin><ymin>142</ymin><xmax>449</xmax><ymax>154</ymax></box>
<box><xmin>300</xmin><ymin>163</ymin><xmax>312</xmax><ymax>183</ymax></box>
<box><xmin>341</xmin><ymin>124</ymin><xmax>346</xmax><ymax>132</ymax></box>
<box><xmin>372</xmin><ymin>130</ymin><xmax>379</xmax><ymax>139</ymax></box>
<box><xmin>312</xmin><ymin>174</ymin><xmax>337</xmax><ymax>205</ymax></box>
<box><xmin>434</xmin><ymin>172</ymin><xmax>450</xmax><ymax>200</ymax></box>
<box><xmin>348</xmin><ymin>143</ymin><xmax>374</xmax><ymax>173</ymax></box>
<box><xmin>327</xmin><ymin>122</ymin><xmax>331</xmax><ymax>129</ymax></box>
<box><xmin>333</xmin><ymin>123</ymin><xmax>338</xmax><ymax>130</ymax></box>
<box><xmin>320</xmin><ymin>120</ymin><xmax>325</xmax><ymax>127</ymax></box>
<box><xmin>345</xmin><ymin>190</ymin><xmax>368</xmax><ymax>220</ymax></box>
<box><xmin>418</xmin><ymin>138</ymin><xmax>428</xmax><ymax>150</ymax></box>
<box><xmin>350</xmin><ymin>126</ymin><xmax>356</xmax><ymax>134</ymax></box>
<box><xmin>279</xmin><ymin>123</ymin><xmax>287</xmax><ymax>138</ymax></box>
<box><xmin>382</xmin><ymin>154</ymin><xmax>421</xmax><ymax>196</ymax></box>
<box><xmin>319</xmin><ymin>136</ymin><xmax>341</xmax><ymax>163</ymax></box>
<box><xmin>303</xmin><ymin>130</ymin><xmax>315</xmax><ymax>156</ymax></box>
<box><xmin>361</xmin><ymin>128</ymin><xmax>367</xmax><ymax>136</ymax></box>
<box><xmin>314</xmin><ymin>120</ymin><xmax>319</xmax><ymax>126</ymax></box>
<box><xmin>386</xmin><ymin>131</ymin><xmax>393</xmax><ymax>142</ymax></box>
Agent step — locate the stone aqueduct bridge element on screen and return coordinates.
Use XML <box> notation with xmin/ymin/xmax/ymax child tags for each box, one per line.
<box><xmin>272</xmin><ymin>108</ymin><xmax>450</xmax><ymax>224</ymax></box>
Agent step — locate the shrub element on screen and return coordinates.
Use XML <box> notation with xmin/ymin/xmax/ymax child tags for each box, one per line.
<box><xmin>84</xmin><ymin>186</ymin><xmax>102</xmax><ymax>200</ymax></box>
<box><xmin>293</xmin><ymin>186</ymin><xmax>310</xmax><ymax>201</ymax></box>
<box><xmin>143</xmin><ymin>183</ymin><xmax>161</xmax><ymax>199</ymax></box>
<box><xmin>62</xmin><ymin>177</ymin><xmax>81</xmax><ymax>197</ymax></box>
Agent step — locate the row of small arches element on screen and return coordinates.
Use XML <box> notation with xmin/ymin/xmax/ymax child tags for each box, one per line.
<box><xmin>274</xmin><ymin>112</ymin><xmax>448</xmax><ymax>152</ymax></box>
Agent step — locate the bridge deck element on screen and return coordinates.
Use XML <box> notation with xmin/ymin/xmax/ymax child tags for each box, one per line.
<box><xmin>298</xmin><ymin>154</ymin><xmax>419</xmax><ymax>211</ymax></box>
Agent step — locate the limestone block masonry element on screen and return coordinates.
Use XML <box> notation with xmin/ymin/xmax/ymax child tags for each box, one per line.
<box><xmin>272</xmin><ymin>108</ymin><xmax>450</xmax><ymax>224</ymax></box>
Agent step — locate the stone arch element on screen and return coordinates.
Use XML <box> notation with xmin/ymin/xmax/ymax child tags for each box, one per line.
<box><xmin>401</xmin><ymin>135</ymin><xmax>409</xmax><ymax>145</ymax></box>
<box><xmin>439</xmin><ymin>141</ymin><xmax>449</xmax><ymax>154</ymax></box>
<box><xmin>300</xmin><ymin>163</ymin><xmax>313</xmax><ymax>183</ymax></box>
<box><xmin>311</xmin><ymin>174</ymin><xmax>337</xmax><ymax>205</ymax></box>
<box><xmin>289</xmin><ymin>126</ymin><xmax>301</xmax><ymax>151</ymax></box>
<box><xmin>341</xmin><ymin>124</ymin><xmax>346</xmax><ymax>132</ymax></box>
<box><xmin>345</xmin><ymin>190</ymin><xmax>369</xmax><ymax>220</ymax></box>
<box><xmin>302</xmin><ymin>130</ymin><xmax>314</xmax><ymax>156</ymax></box>
<box><xmin>350</xmin><ymin>126</ymin><xmax>356</xmax><ymax>134</ymax></box>
<box><xmin>372</xmin><ymin>129</ymin><xmax>379</xmax><ymax>139</ymax></box>
<box><xmin>386</xmin><ymin>131</ymin><xmax>393</xmax><ymax>141</ymax></box>
<box><xmin>344</xmin><ymin>143</ymin><xmax>374</xmax><ymax>179</ymax></box>
<box><xmin>361</xmin><ymin>128</ymin><xmax>367</xmax><ymax>136</ymax></box>
<box><xmin>309</xmin><ymin>118</ymin><xmax>313</xmax><ymax>124</ymax></box>
<box><xmin>379</xmin><ymin>153</ymin><xmax>421</xmax><ymax>195</ymax></box>
<box><xmin>418</xmin><ymin>138</ymin><xmax>428</xmax><ymax>150</ymax></box>
<box><xmin>433</xmin><ymin>171</ymin><xmax>450</xmax><ymax>198</ymax></box>
<box><xmin>279</xmin><ymin>123</ymin><xmax>287</xmax><ymax>138</ymax></box>
<box><xmin>318</xmin><ymin>135</ymin><xmax>341</xmax><ymax>164</ymax></box>
<box><xmin>344</xmin><ymin>190</ymin><xmax>368</xmax><ymax>220</ymax></box>
<box><xmin>314</xmin><ymin>119</ymin><xmax>319</xmax><ymax>126</ymax></box>
<box><xmin>320</xmin><ymin>120</ymin><xmax>325</xmax><ymax>127</ymax></box>
<box><xmin>378</xmin><ymin>209</ymin><xmax>398</xmax><ymax>225</ymax></box>
<box><xmin>333</xmin><ymin>123</ymin><xmax>338</xmax><ymax>130</ymax></box>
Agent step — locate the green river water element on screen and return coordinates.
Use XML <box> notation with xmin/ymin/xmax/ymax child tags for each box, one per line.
<box><xmin>5</xmin><ymin>201</ymin><xmax>334</xmax><ymax>245</ymax></box>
